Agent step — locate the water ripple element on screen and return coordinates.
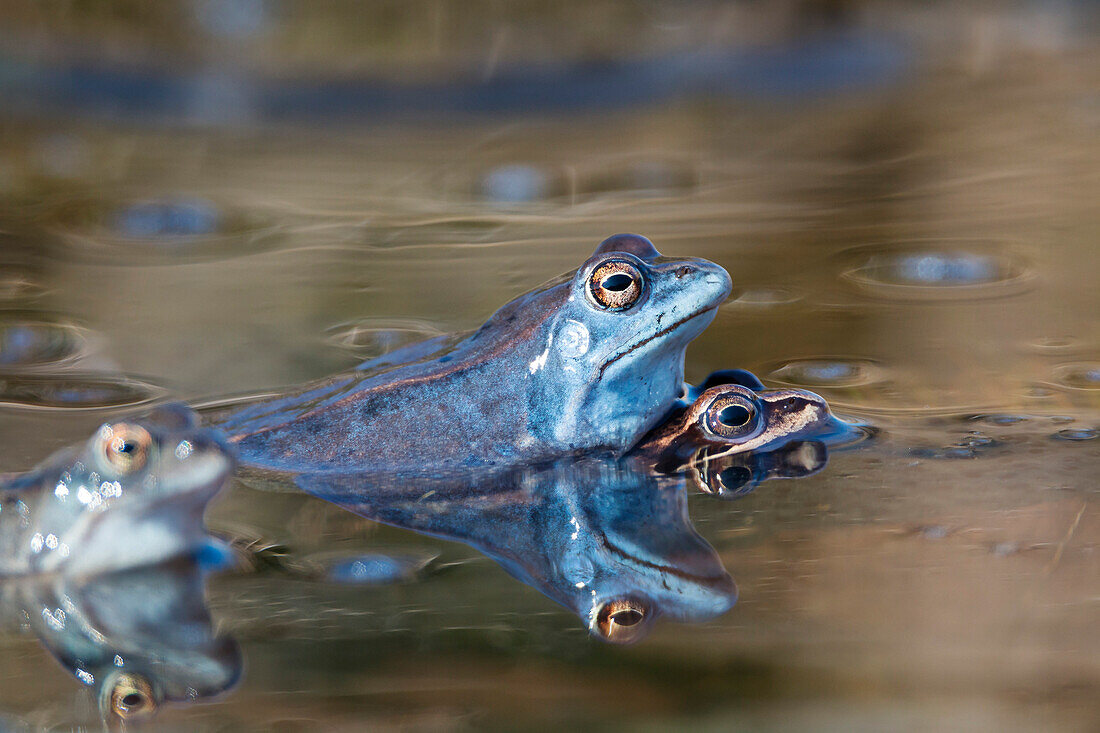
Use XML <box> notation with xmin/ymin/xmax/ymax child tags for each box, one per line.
<box><xmin>767</xmin><ymin>357</ymin><xmax>884</xmax><ymax>388</ymax></box>
<box><xmin>0</xmin><ymin>374</ymin><xmax>164</xmax><ymax>410</ymax></box>
<box><xmin>1051</xmin><ymin>363</ymin><xmax>1100</xmax><ymax>390</ymax></box>
<box><xmin>839</xmin><ymin>243</ymin><xmax>1036</xmax><ymax>301</ymax></box>
<box><xmin>1053</xmin><ymin>427</ymin><xmax>1098</xmax><ymax>442</ymax></box>
<box><xmin>325</xmin><ymin>318</ymin><xmax>446</xmax><ymax>359</ymax></box>
<box><xmin>0</xmin><ymin>318</ymin><xmax>86</xmax><ymax>369</ymax></box>
<box><xmin>48</xmin><ymin>193</ymin><xmax>281</xmax><ymax>263</ymax></box>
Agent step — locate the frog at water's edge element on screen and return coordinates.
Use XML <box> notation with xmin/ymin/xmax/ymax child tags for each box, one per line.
<box><xmin>0</xmin><ymin>403</ymin><xmax>235</xmax><ymax>577</ymax></box>
<box><xmin>213</xmin><ymin>234</ymin><xmax>732</xmax><ymax>472</ymax></box>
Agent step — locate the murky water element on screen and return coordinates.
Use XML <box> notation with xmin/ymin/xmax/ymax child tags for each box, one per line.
<box><xmin>0</xmin><ymin>2</ymin><xmax>1098</xmax><ymax>731</ymax></box>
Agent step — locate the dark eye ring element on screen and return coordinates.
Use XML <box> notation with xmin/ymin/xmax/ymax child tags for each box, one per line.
<box><xmin>705</xmin><ymin>395</ymin><xmax>759</xmax><ymax>438</ymax></box>
<box><xmin>588</xmin><ymin>259</ymin><xmax>644</xmax><ymax>311</ymax></box>
<box><xmin>98</xmin><ymin>423</ymin><xmax>152</xmax><ymax>474</ymax></box>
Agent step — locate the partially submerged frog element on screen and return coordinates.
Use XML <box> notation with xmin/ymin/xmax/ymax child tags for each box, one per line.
<box><xmin>2</xmin><ymin>555</ymin><xmax>241</xmax><ymax>725</ymax></box>
<box><xmin>0</xmin><ymin>403</ymin><xmax>235</xmax><ymax>577</ymax></box>
<box><xmin>635</xmin><ymin>382</ymin><xmax>856</xmax><ymax>471</ymax></box>
<box><xmin>212</xmin><ymin>234</ymin><xmax>732</xmax><ymax>472</ymax></box>
<box><xmin>298</xmin><ymin>457</ymin><xmax>737</xmax><ymax>644</ymax></box>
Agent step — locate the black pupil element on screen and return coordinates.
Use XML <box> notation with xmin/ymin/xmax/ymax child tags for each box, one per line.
<box><xmin>121</xmin><ymin>693</ymin><xmax>143</xmax><ymax>708</ymax></box>
<box><xmin>611</xmin><ymin>609</ymin><xmax>643</xmax><ymax>626</ymax></box>
<box><xmin>117</xmin><ymin>441</ymin><xmax>136</xmax><ymax>454</ymax></box>
<box><xmin>718</xmin><ymin>466</ymin><xmax>753</xmax><ymax>491</ymax></box>
<box><xmin>717</xmin><ymin>404</ymin><xmax>752</xmax><ymax>427</ymax></box>
<box><xmin>602</xmin><ymin>273</ymin><xmax>633</xmax><ymax>291</ymax></box>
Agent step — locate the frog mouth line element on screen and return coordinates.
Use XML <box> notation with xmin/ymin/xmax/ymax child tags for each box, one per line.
<box><xmin>597</xmin><ymin>530</ymin><xmax>730</xmax><ymax>585</ymax></box>
<box><xmin>597</xmin><ymin>306</ymin><xmax>718</xmax><ymax>380</ymax></box>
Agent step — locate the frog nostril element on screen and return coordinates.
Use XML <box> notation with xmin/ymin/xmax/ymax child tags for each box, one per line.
<box><xmin>674</xmin><ymin>265</ymin><xmax>693</xmax><ymax>279</ymax></box>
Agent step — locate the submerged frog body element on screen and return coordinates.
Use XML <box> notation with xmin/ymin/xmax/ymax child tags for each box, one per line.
<box><xmin>0</xmin><ymin>403</ymin><xmax>235</xmax><ymax>577</ymax></box>
<box><xmin>298</xmin><ymin>458</ymin><xmax>737</xmax><ymax>644</ymax></box>
<box><xmin>2</xmin><ymin>555</ymin><xmax>241</xmax><ymax>724</ymax></box>
<box><xmin>213</xmin><ymin>234</ymin><xmax>731</xmax><ymax>472</ymax></box>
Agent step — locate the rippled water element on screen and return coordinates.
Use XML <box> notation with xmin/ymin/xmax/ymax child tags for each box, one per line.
<box><xmin>0</xmin><ymin>3</ymin><xmax>1098</xmax><ymax>731</ymax></box>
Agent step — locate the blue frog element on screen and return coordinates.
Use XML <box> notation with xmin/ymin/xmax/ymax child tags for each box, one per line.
<box><xmin>211</xmin><ymin>234</ymin><xmax>732</xmax><ymax>473</ymax></box>
<box><xmin>0</xmin><ymin>403</ymin><xmax>236</xmax><ymax>577</ymax></box>
<box><xmin>298</xmin><ymin>457</ymin><xmax>738</xmax><ymax>644</ymax></box>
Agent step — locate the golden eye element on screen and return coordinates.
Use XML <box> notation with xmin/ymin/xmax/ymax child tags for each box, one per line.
<box><xmin>588</xmin><ymin>259</ymin><xmax>644</xmax><ymax>311</ymax></box>
<box><xmin>109</xmin><ymin>672</ymin><xmax>157</xmax><ymax>720</ymax></box>
<box><xmin>99</xmin><ymin>423</ymin><xmax>152</xmax><ymax>474</ymax></box>
<box><xmin>593</xmin><ymin>598</ymin><xmax>651</xmax><ymax>644</ymax></box>
<box><xmin>704</xmin><ymin>394</ymin><xmax>759</xmax><ymax>439</ymax></box>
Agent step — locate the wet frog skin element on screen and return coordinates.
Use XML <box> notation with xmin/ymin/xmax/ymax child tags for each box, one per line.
<box><xmin>635</xmin><ymin>382</ymin><xmax>853</xmax><ymax>470</ymax></box>
<box><xmin>0</xmin><ymin>403</ymin><xmax>235</xmax><ymax>577</ymax></box>
<box><xmin>213</xmin><ymin>234</ymin><xmax>731</xmax><ymax>473</ymax></box>
<box><xmin>298</xmin><ymin>457</ymin><xmax>737</xmax><ymax>644</ymax></box>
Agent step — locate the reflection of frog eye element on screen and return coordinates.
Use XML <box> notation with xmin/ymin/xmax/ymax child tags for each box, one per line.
<box><xmin>704</xmin><ymin>394</ymin><xmax>759</xmax><ymax>439</ymax></box>
<box><xmin>593</xmin><ymin>598</ymin><xmax>652</xmax><ymax>643</ymax></box>
<box><xmin>588</xmin><ymin>259</ymin><xmax>644</xmax><ymax>311</ymax></box>
<box><xmin>108</xmin><ymin>673</ymin><xmax>158</xmax><ymax>720</ymax></box>
<box><xmin>99</xmin><ymin>423</ymin><xmax>152</xmax><ymax>474</ymax></box>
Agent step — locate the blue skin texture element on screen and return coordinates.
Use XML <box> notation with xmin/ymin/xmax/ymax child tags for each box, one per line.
<box><xmin>2</xmin><ymin>555</ymin><xmax>241</xmax><ymax>720</ymax></box>
<box><xmin>212</xmin><ymin>234</ymin><xmax>732</xmax><ymax>472</ymax></box>
<box><xmin>0</xmin><ymin>403</ymin><xmax>235</xmax><ymax>577</ymax></box>
<box><xmin>298</xmin><ymin>457</ymin><xmax>738</xmax><ymax>643</ymax></box>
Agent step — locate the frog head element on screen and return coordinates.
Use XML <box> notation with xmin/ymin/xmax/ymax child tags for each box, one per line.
<box><xmin>522</xmin><ymin>234</ymin><xmax>731</xmax><ymax>453</ymax></box>
<box><xmin>641</xmin><ymin>383</ymin><xmax>854</xmax><ymax>470</ymax></box>
<box><xmin>7</xmin><ymin>403</ymin><xmax>235</xmax><ymax>576</ymax></box>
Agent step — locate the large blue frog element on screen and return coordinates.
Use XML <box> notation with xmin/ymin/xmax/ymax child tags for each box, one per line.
<box><xmin>0</xmin><ymin>403</ymin><xmax>235</xmax><ymax>577</ymax></box>
<box><xmin>212</xmin><ymin>234</ymin><xmax>732</xmax><ymax>472</ymax></box>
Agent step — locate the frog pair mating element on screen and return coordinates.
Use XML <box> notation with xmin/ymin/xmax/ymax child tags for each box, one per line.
<box><xmin>212</xmin><ymin>233</ymin><xmax>849</xmax><ymax>475</ymax></box>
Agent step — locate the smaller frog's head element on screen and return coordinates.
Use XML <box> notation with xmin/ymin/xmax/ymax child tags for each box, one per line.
<box><xmin>28</xmin><ymin>403</ymin><xmax>236</xmax><ymax>575</ymax></box>
<box><xmin>646</xmin><ymin>384</ymin><xmax>848</xmax><ymax>469</ymax></box>
<box><xmin>528</xmin><ymin>234</ymin><xmax>732</xmax><ymax>451</ymax></box>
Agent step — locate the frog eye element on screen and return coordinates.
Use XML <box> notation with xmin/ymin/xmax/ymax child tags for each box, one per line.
<box><xmin>704</xmin><ymin>393</ymin><xmax>760</xmax><ymax>439</ymax></box>
<box><xmin>108</xmin><ymin>672</ymin><xmax>158</xmax><ymax>720</ymax></box>
<box><xmin>588</xmin><ymin>259</ymin><xmax>644</xmax><ymax>311</ymax></box>
<box><xmin>593</xmin><ymin>598</ymin><xmax>652</xmax><ymax>644</ymax></box>
<box><xmin>98</xmin><ymin>423</ymin><xmax>152</xmax><ymax>474</ymax></box>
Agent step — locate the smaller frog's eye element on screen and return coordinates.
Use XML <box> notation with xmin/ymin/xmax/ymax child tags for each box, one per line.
<box><xmin>704</xmin><ymin>394</ymin><xmax>760</xmax><ymax>439</ymax></box>
<box><xmin>98</xmin><ymin>423</ymin><xmax>152</xmax><ymax>475</ymax></box>
<box><xmin>593</xmin><ymin>598</ymin><xmax>652</xmax><ymax>644</ymax></box>
<box><xmin>588</xmin><ymin>259</ymin><xmax>644</xmax><ymax>311</ymax></box>
<box><xmin>108</xmin><ymin>673</ymin><xmax>158</xmax><ymax>720</ymax></box>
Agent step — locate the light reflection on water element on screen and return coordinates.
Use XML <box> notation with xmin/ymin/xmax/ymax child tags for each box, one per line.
<box><xmin>0</xmin><ymin>2</ymin><xmax>1098</xmax><ymax>730</ymax></box>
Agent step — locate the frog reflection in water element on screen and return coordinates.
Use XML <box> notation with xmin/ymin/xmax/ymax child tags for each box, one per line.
<box><xmin>1</xmin><ymin>555</ymin><xmax>241</xmax><ymax>725</ymax></box>
<box><xmin>299</xmin><ymin>459</ymin><xmax>738</xmax><ymax>643</ymax></box>
<box><xmin>0</xmin><ymin>403</ymin><xmax>235</xmax><ymax>577</ymax></box>
<box><xmin>213</xmin><ymin>234</ymin><xmax>732</xmax><ymax>472</ymax></box>
<box><xmin>0</xmin><ymin>404</ymin><xmax>239</xmax><ymax>722</ymax></box>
